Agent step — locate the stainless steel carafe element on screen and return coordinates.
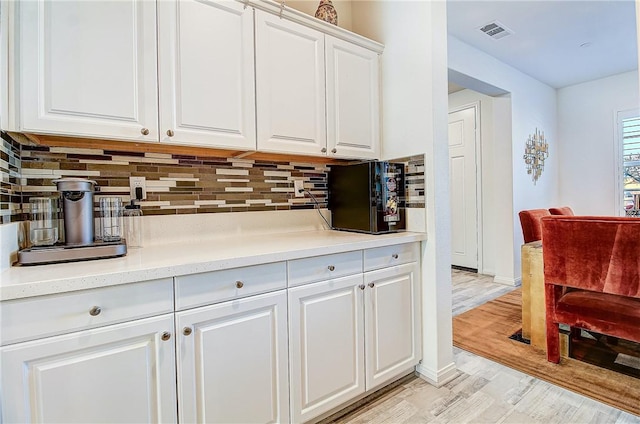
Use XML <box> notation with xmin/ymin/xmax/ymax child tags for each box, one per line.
<box><xmin>53</xmin><ymin>178</ymin><xmax>97</xmax><ymax>245</ymax></box>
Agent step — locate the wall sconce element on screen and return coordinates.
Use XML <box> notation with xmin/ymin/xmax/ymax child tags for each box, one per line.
<box><xmin>523</xmin><ymin>128</ymin><xmax>549</xmax><ymax>184</ymax></box>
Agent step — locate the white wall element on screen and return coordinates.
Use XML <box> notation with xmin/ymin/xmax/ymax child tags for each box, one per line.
<box><xmin>0</xmin><ymin>222</ymin><xmax>19</xmax><ymax>271</ymax></box>
<box><xmin>352</xmin><ymin>0</ymin><xmax>456</xmax><ymax>386</ymax></box>
<box><xmin>557</xmin><ymin>70</ymin><xmax>639</xmax><ymax>215</ymax></box>
<box><xmin>448</xmin><ymin>36</ymin><xmax>558</xmax><ymax>285</ymax></box>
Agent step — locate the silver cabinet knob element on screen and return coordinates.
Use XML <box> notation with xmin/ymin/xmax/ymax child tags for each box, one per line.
<box><xmin>321</xmin><ymin>147</ymin><xmax>327</xmax><ymax>153</ymax></box>
<box><xmin>183</xmin><ymin>327</ymin><xmax>192</xmax><ymax>336</ymax></box>
<box><xmin>392</xmin><ymin>253</ymin><xmax>399</xmax><ymax>259</ymax></box>
<box><xmin>89</xmin><ymin>306</ymin><xmax>101</xmax><ymax>316</ymax></box>
<box><xmin>359</xmin><ymin>284</ymin><xmax>365</xmax><ymax>290</ymax></box>
<box><xmin>166</xmin><ymin>129</ymin><xmax>174</xmax><ymax>137</ymax></box>
<box><xmin>141</xmin><ymin>128</ymin><xmax>150</xmax><ymax>135</ymax></box>
<box><xmin>328</xmin><ymin>265</ymin><xmax>335</xmax><ymax>271</ymax></box>
<box><xmin>161</xmin><ymin>332</ymin><xmax>171</xmax><ymax>341</ymax></box>
<box><xmin>368</xmin><ymin>282</ymin><xmax>375</xmax><ymax>288</ymax></box>
<box><xmin>331</xmin><ymin>148</ymin><xmax>337</xmax><ymax>154</ymax></box>
<box><xmin>236</xmin><ymin>281</ymin><xmax>244</xmax><ymax>289</ymax></box>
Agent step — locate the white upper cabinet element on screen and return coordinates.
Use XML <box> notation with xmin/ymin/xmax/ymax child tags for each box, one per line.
<box><xmin>18</xmin><ymin>0</ymin><xmax>159</xmax><ymax>141</ymax></box>
<box><xmin>255</xmin><ymin>11</ymin><xmax>327</xmax><ymax>156</ymax></box>
<box><xmin>255</xmin><ymin>11</ymin><xmax>381</xmax><ymax>159</ymax></box>
<box><xmin>326</xmin><ymin>36</ymin><xmax>380</xmax><ymax>159</ymax></box>
<box><xmin>157</xmin><ymin>0</ymin><xmax>255</xmax><ymax>149</ymax></box>
<box><xmin>8</xmin><ymin>0</ymin><xmax>382</xmax><ymax>158</ymax></box>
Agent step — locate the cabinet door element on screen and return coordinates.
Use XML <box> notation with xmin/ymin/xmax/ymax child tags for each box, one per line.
<box><xmin>0</xmin><ymin>314</ymin><xmax>177</xmax><ymax>423</ymax></box>
<box><xmin>255</xmin><ymin>11</ymin><xmax>326</xmax><ymax>156</ymax></box>
<box><xmin>158</xmin><ymin>0</ymin><xmax>256</xmax><ymax>150</ymax></box>
<box><xmin>364</xmin><ymin>262</ymin><xmax>421</xmax><ymax>390</ymax></box>
<box><xmin>176</xmin><ymin>290</ymin><xmax>289</xmax><ymax>424</ymax></box>
<box><xmin>288</xmin><ymin>275</ymin><xmax>365</xmax><ymax>423</ymax></box>
<box><xmin>326</xmin><ymin>36</ymin><xmax>380</xmax><ymax>159</ymax></box>
<box><xmin>18</xmin><ymin>0</ymin><xmax>158</xmax><ymax>141</ymax></box>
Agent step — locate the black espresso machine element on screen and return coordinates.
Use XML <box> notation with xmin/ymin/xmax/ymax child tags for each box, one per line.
<box><xmin>328</xmin><ymin>161</ymin><xmax>405</xmax><ymax>234</ymax></box>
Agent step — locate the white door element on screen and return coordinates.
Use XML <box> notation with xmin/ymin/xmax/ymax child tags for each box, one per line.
<box><xmin>448</xmin><ymin>105</ymin><xmax>479</xmax><ymax>269</ymax></box>
<box><xmin>255</xmin><ymin>11</ymin><xmax>327</xmax><ymax>156</ymax></box>
<box><xmin>18</xmin><ymin>0</ymin><xmax>159</xmax><ymax>141</ymax></box>
<box><xmin>364</xmin><ymin>263</ymin><xmax>420</xmax><ymax>390</ymax></box>
<box><xmin>1</xmin><ymin>315</ymin><xmax>177</xmax><ymax>423</ymax></box>
<box><xmin>176</xmin><ymin>290</ymin><xmax>289</xmax><ymax>424</ymax></box>
<box><xmin>325</xmin><ymin>36</ymin><xmax>379</xmax><ymax>159</ymax></box>
<box><xmin>288</xmin><ymin>275</ymin><xmax>365</xmax><ymax>423</ymax></box>
<box><xmin>157</xmin><ymin>0</ymin><xmax>256</xmax><ymax>150</ymax></box>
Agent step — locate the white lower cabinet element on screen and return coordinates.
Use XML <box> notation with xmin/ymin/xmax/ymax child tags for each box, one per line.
<box><xmin>0</xmin><ymin>314</ymin><xmax>177</xmax><ymax>423</ymax></box>
<box><xmin>0</xmin><ymin>243</ymin><xmax>420</xmax><ymax>424</ymax></box>
<box><xmin>289</xmin><ymin>256</ymin><xmax>421</xmax><ymax>423</ymax></box>
<box><xmin>288</xmin><ymin>274</ymin><xmax>366</xmax><ymax>423</ymax></box>
<box><xmin>176</xmin><ymin>289</ymin><xmax>290</xmax><ymax>424</ymax></box>
<box><xmin>364</xmin><ymin>262</ymin><xmax>421</xmax><ymax>390</ymax></box>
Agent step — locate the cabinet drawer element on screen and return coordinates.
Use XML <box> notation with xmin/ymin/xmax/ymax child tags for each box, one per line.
<box><xmin>288</xmin><ymin>250</ymin><xmax>363</xmax><ymax>287</ymax></box>
<box><xmin>0</xmin><ymin>278</ymin><xmax>174</xmax><ymax>346</ymax></box>
<box><xmin>364</xmin><ymin>243</ymin><xmax>419</xmax><ymax>272</ymax></box>
<box><xmin>174</xmin><ymin>262</ymin><xmax>287</xmax><ymax>311</ymax></box>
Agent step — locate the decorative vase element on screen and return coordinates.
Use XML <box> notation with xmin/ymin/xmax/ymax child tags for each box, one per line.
<box><xmin>315</xmin><ymin>0</ymin><xmax>338</xmax><ymax>26</ymax></box>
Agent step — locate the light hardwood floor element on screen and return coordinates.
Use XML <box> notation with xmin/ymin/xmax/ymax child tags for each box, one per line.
<box><xmin>330</xmin><ymin>269</ymin><xmax>640</xmax><ymax>423</ymax></box>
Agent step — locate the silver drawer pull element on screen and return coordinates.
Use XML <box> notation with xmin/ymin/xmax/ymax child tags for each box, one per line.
<box><xmin>183</xmin><ymin>327</ymin><xmax>192</xmax><ymax>336</ymax></box>
<box><xmin>392</xmin><ymin>253</ymin><xmax>399</xmax><ymax>259</ymax></box>
<box><xmin>89</xmin><ymin>306</ymin><xmax>101</xmax><ymax>316</ymax></box>
<box><xmin>328</xmin><ymin>265</ymin><xmax>335</xmax><ymax>271</ymax></box>
<box><xmin>236</xmin><ymin>281</ymin><xmax>244</xmax><ymax>289</ymax></box>
<box><xmin>141</xmin><ymin>127</ymin><xmax>150</xmax><ymax>135</ymax></box>
<box><xmin>368</xmin><ymin>282</ymin><xmax>375</xmax><ymax>288</ymax></box>
<box><xmin>359</xmin><ymin>284</ymin><xmax>365</xmax><ymax>290</ymax></box>
<box><xmin>161</xmin><ymin>332</ymin><xmax>171</xmax><ymax>341</ymax></box>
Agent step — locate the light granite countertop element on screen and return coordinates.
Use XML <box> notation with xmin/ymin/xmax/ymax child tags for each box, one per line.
<box><xmin>0</xmin><ymin>230</ymin><xmax>426</xmax><ymax>301</ymax></box>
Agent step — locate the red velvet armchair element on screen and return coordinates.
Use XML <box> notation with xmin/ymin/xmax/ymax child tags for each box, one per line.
<box><xmin>519</xmin><ymin>209</ymin><xmax>551</xmax><ymax>243</ymax></box>
<box><xmin>542</xmin><ymin>216</ymin><xmax>640</xmax><ymax>363</ymax></box>
<box><xmin>548</xmin><ymin>206</ymin><xmax>574</xmax><ymax>216</ymax></box>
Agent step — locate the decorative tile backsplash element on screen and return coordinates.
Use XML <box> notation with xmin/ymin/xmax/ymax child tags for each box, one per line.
<box><xmin>405</xmin><ymin>156</ymin><xmax>426</xmax><ymax>208</ymax></box>
<box><xmin>1</xmin><ymin>132</ymin><xmax>425</xmax><ymax>224</ymax></box>
<box><xmin>1</xmin><ymin>133</ymin><xmax>22</xmax><ymax>224</ymax></box>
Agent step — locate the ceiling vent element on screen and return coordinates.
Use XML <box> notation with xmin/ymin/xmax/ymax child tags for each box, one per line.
<box><xmin>479</xmin><ymin>21</ymin><xmax>513</xmax><ymax>40</ymax></box>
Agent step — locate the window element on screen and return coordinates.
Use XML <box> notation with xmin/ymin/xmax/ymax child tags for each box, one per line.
<box><xmin>620</xmin><ymin>111</ymin><xmax>640</xmax><ymax>216</ymax></box>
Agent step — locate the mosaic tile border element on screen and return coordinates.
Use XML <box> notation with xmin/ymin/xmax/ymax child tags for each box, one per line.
<box><xmin>403</xmin><ymin>155</ymin><xmax>426</xmax><ymax>209</ymax></box>
<box><xmin>1</xmin><ymin>132</ymin><xmax>426</xmax><ymax>224</ymax></box>
<box><xmin>1</xmin><ymin>133</ymin><xmax>22</xmax><ymax>224</ymax></box>
<box><xmin>19</xmin><ymin>145</ymin><xmax>329</xmax><ymax>217</ymax></box>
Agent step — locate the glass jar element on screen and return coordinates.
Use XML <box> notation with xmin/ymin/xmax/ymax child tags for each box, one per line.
<box><xmin>29</xmin><ymin>197</ymin><xmax>59</xmax><ymax>246</ymax></box>
<box><xmin>124</xmin><ymin>201</ymin><xmax>143</xmax><ymax>248</ymax></box>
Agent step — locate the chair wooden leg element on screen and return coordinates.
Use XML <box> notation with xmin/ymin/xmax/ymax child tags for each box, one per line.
<box><xmin>546</xmin><ymin>320</ymin><xmax>561</xmax><ymax>363</ymax></box>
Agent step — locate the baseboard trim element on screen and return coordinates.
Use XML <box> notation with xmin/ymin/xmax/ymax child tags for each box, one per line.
<box><xmin>493</xmin><ymin>275</ymin><xmax>522</xmax><ymax>287</ymax></box>
<box><xmin>415</xmin><ymin>362</ymin><xmax>458</xmax><ymax>387</ymax></box>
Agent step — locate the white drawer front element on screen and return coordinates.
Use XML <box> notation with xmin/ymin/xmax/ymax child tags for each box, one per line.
<box><xmin>288</xmin><ymin>250</ymin><xmax>363</xmax><ymax>287</ymax></box>
<box><xmin>364</xmin><ymin>243</ymin><xmax>419</xmax><ymax>272</ymax></box>
<box><xmin>174</xmin><ymin>262</ymin><xmax>287</xmax><ymax>311</ymax></box>
<box><xmin>0</xmin><ymin>278</ymin><xmax>174</xmax><ymax>346</ymax></box>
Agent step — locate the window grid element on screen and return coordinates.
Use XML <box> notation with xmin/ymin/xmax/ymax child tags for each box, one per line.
<box><xmin>623</xmin><ymin>116</ymin><xmax>640</xmax><ymax>214</ymax></box>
